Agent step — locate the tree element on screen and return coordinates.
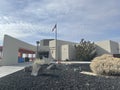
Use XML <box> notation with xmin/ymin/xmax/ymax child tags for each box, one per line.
<box><xmin>75</xmin><ymin>39</ymin><xmax>96</xmax><ymax>61</ymax></box>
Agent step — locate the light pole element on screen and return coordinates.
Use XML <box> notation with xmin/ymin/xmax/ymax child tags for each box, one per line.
<box><xmin>36</xmin><ymin>41</ymin><xmax>40</xmax><ymax>59</ymax></box>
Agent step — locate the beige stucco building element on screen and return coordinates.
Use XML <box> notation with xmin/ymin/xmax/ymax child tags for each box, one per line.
<box><xmin>39</xmin><ymin>39</ymin><xmax>120</xmax><ymax>60</ymax></box>
<box><xmin>39</xmin><ymin>39</ymin><xmax>76</xmax><ymax>61</ymax></box>
<box><xmin>95</xmin><ymin>40</ymin><xmax>120</xmax><ymax>56</ymax></box>
<box><xmin>0</xmin><ymin>34</ymin><xmax>120</xmax><ymax>65</ymax></box>
<box><xmin>0</xmin><ymin>35</ymin><xmax>36</xmax><ymax>65</ymax></box>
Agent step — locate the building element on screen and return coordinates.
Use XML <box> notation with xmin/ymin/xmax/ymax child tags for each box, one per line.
<box><xmin>95</xmin><ymin>40</ymin><xmax>120</xmax><ymax>56</ymax></box>
<box><xmin>0</xmin><ymin>34</ymin><xmax>120</xmax><ymax>66</ymax></box>
<box><xmin>39</xmin><ymin>39</ymin><xmax>77</xmax><ymax>61</ymax></box>
<box><xmin>39</xmin><ymin>39</ymin><xmax>120</xmax><ymax>60</ymax></box>
<box><xmin>0</xmin><ymin>35</ymin><xmax>36</xmax><ymax>65</ymax></box>
<box><xmin>0</xmin><ymin>46</ymin><xmax>3</xmax><ymax>60</ymax></box>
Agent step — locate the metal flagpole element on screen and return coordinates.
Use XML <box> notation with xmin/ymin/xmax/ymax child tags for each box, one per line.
<box><xmin>52</xmin><ymin>24</ymin><xmax>58</xmax><ymax>61</ymax></box>
<box><xmin>55</xmin><ymin>24</ymin><xmax>57</xmax><ymax>60</ymax></box>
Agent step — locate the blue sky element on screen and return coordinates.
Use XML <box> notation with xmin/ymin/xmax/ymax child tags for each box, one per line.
<box><xmin>0</xmin><ymin>0</ymin><xmax>120</xmax><ymax>45</ymax></box>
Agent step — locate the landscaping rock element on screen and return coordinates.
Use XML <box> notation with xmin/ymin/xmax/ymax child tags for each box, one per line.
<box><xmin>0</xmin><ymin>64</ymin><xmax>120</xmax><ymax>90</ymax></box>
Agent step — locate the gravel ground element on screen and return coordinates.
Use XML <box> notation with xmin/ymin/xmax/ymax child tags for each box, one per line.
<box><xmin>0</xmin><ymin>64</ymin><xmax>120</xmax><ymax>90</ymax></box>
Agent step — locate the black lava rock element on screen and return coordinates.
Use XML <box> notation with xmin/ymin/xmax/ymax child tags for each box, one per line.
<box><xmin>0</xmin><ymin>64</ymin><xmax>120</xmax><ymax>90</ymax></box>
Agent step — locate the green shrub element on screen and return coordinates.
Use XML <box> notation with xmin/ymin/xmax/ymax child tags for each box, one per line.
<box><xmin>90</xmin><ymin>54</ymin><xmax>120</xmax><ymax>75</ymax></box>
<box><xmin>75</xmin><ymin>39</ymin><xmax>96</xmax><ymax>61</ymax></box>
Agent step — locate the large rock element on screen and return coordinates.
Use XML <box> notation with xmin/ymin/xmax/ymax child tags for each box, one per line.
<box><xmin>31</xmin><ymin>57</ymin><xmax>54</xmax><ymax>76</ymax></box>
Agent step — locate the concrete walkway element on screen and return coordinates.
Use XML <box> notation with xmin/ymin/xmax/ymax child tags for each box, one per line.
<box><xmin>58</xmin><ymin>61</ymin><xmax>91</xmax><ymax>64</ymax></box>
<box><xmin>0</xmin><ymin>62</ymin><xmax>33</xmax><ymax>78</ymax></box>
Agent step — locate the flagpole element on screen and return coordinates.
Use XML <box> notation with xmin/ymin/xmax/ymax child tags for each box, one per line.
<box><xmin>55</xmin><ymin>24</ymin><xmax>57</xmax><ymax>60</ymax></box>
<box><xmin>52</xmin><ymin>24</ymin><xmax>58</xmax><ymax>61</ymax></box>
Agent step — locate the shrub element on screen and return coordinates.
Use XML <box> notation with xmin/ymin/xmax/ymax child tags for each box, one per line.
<box><xmin>90</xmin><ymin>54</ymin><xmax>120</xmax><ymax>75</ymax></box>
<box><xmin>75</xmin><ymin>39</ymin><xmax>96</xmax><ymax>61</ymax></box>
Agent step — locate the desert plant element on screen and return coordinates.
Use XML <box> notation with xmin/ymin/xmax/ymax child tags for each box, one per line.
<box><xmin>75</xmin><ymin>39</ymin><xmax>96</xmax><ymax>61</ymax></box>
<box><xmin>90</xmin><ymin>54</ymin><xmax>120</xmax><ymax>75</ymax></box>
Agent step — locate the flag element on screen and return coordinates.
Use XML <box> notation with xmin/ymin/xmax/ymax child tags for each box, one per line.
<box><xmin>52</xmin><ymin>24</ymin><xmax>57</xmax><ymax>32</ymax></box>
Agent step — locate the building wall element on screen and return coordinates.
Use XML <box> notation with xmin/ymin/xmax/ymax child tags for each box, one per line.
<box><xmin>40</xmin><ymin>39</ymin><xmax>53</xmax><ymax>46</ymax></box>
<box><xmin>41</xmin><ymin>40</ymin><xmax>120</xmax><ymax>60</ymax></box>
<box><xmin>2</xmin><ymin>34</ymin><xmax>120</xmax><ymax>65</ymax></box>
<box><xmin>43</xmin><ymin>39</ymin><xmax>120</xmax><ymax>60</ymax></box>
<box><xmin>61</xmin><ymin>45</ymin><xmax>69</xmax><ymax>60</ymax></box>
<box><xmin>0</xmin><ymin>47</ymin><xmax>3</xmax><ymax>60</ymax></box>
<box><xmin>39</xmin><ymin>46</ymin><xmax>53</xmax><ymax>59</ymax></box>
<box><xmin>39</xmin><ymin>39</ymin><xmax>53</xmax><ymax>59</ymax></box>
<box><xmin>49</xmin><ymin>40</ymin><xmax>76</xmax><ymax>60</ymax></box>
<box><xmin>68</xmin><ymin>44</ymin><xmax>76</xmax><ymax>60</ymax></box>
<box><xmin>110</xmin><ymin>40</ymin><xmax>119</xmax><ymax>54</ymax></box>
<box><xmin>2</xmin><ymin>35</ymin><xmax>36</xmax><ymax>65</ymax></box>
<box><xmin>95</xmin><ymin>40</ymin><xmax>111</xmax><ymax>56</ymax></box>
<box><xmin>61</xmin><ymin>44</ymin><xmax>76</xmax><ymax>60</ymax></box>
<box><xmin>95</xmin><ymin>40</ymin><xmax>120</xmax><ymax>56</ymax></box>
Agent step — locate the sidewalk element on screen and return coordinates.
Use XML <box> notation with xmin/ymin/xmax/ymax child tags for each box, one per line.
<box><xmin>59</xmin><ymin>61</ymin><xmax>91</xmax><ymax>64</ymax></box>
<box><xmin>0</xmin><ymin>62</ymin><xmax>33</xmax><ymax>78</ymax></box>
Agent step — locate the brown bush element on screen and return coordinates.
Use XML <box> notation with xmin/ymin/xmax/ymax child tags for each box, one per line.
<box><xmin>90</xmin><ymin>54</ymin><xmax>120</xmax><ymax>75</ymax></box>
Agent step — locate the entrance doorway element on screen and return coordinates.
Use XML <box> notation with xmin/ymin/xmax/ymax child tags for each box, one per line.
<box><xmin>18</xmin><ymin>48</ymin><xmax>35</xmax><ymax>63</ymax></box>
<box><xmin>38</xmin><ymin>51</ymin><xmax>49</xmax><ymax>59</ymax></box>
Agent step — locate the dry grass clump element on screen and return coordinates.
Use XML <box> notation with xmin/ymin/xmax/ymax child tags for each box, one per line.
<box><xmin>90</xmin><ymin>54</ymin><xmax>120</xmax><ymax>76</ymax></box>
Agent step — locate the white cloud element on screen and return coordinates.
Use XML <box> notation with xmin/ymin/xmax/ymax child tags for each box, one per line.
<box><xmin>0</xmin><ymin>0</ymin><xmax>120</xmax><ymax>45</ymax></box>
<box><xmin>0</xmin><ymin>15</ymin><xmax>54</xmax><ymax>45</ymax></box>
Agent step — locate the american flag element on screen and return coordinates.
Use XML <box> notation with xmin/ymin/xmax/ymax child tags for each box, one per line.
<box><xmin>52</xmin><ymin>24</ymin><xmax>57</xmax><ymax>32</ymax></box>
